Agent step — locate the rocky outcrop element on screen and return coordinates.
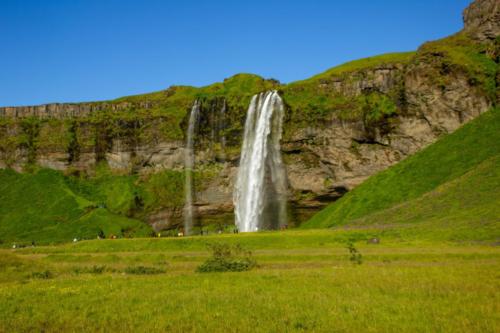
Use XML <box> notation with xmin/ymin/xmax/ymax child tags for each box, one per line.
<box><xmin>463</xmin><ymin>0</ymin><xmax>500</xmax><ymax>41</ymax></box>
<box><xmin>318</xmin><ymin>64</ymin><xmax>404</xmax><ymax>97</ymax></box>
<box><xmin>0</xmin><ymin>101</ymin><xmax>154</xmax><ymax>119</ymax></box>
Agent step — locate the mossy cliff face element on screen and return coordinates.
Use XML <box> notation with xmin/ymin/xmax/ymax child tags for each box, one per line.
<box><xmin>0</xmin><ymin>0</ymin><xmax>498</xmax><ymax>230</ymax></box>
<box><xmin>463</xmin><ymin>0</ymin><xmax>500</xmax><ymax>41</ymax></box>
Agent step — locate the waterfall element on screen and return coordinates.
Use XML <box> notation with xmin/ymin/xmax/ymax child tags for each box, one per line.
<box><xmin>234</xmin><ymin>91</ymin><xmax>287</xmax><ymax>232</ymax></box>
<box><xmin>218</xmin><ymin>100</ymin><xmax>227</xmax><ymax>161</ymax></box>
<box><xmin>184</xmin><ymin>100</ymin><xmax>200</xmax><ymax>235</ymax></box>
<box><xmin>208</xmin><ymin>98</ymin><xmax>227</xmax><ymax>161</ymax></box>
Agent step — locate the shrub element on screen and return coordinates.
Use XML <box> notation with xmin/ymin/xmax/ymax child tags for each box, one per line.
<box><xmin>196</xmin><ymin>243</ymin><xmax>257</xmax><ymax>273</ymax></box>
<box><xmin>346</xmin><ymin>240</ymin><xmax>363</xmax><ymax>265</ymax></box>
<box><xmin>72</xmin><ymin>265</ymin><xmax>108</xmax><ymax>275</ymax></box>
<box><xmin>31</xmin><ymin>270</ymin><xmax>53</xmax><ymax>279</ymax></box>
<box><xmin>124</xmin><ymin>266</ymin><xmax>165</xmax><ymax>275</ymax></box>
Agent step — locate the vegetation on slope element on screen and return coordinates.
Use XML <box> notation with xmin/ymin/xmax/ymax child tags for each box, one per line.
<box><xmin>107</xmin><ymin>73</ymin><xmax>279</xmax><ymax>143</ymax></box>
<box><xmin>343</xmin><ymin>155</ymin><xmax>500</xmax><ymax>241</ymax></box>
<box><xmin>0</xmin><ymin>168</ymin><xmax>152</xmax><ymax>245</ymax></box>
<box><xmin>415</xmin><ymin>32</ymin><xmax>498</xmax><ymax>100</ymax></box>
<box><xmin>282</xmin><ymin>32</ymin><xmax>498</xmax><ymax>135</ymax></box>
<box><xmin>281</xmin><ymin>52</ymin><xmax>412</xmax><ymax>135</ymax></box>
<box><xmin>0</xmin><ymin>160</ymin><xmax>228</xmax><ymax>245</ymax></box>
<box><xmin>303</xmin><ymin>108</ymin><xmax>500</xmax><ymax>229</ymax></box>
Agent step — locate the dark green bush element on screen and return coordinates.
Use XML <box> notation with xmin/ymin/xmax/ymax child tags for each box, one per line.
<box><xmin>196</xmin><ymin>243</ymin><xmax>257</xmax><ymax>273</ymax></box>
<box><xmin>31</xmin><ymin>270</ymin><xmax>53</xmax><ymax>279</ymax></box>
<box><xmin>73</xmin><ymin>265</ymin><xmax>108</xmax><ymax>275</ymax></box>
<box><xmin>124</xmin><ymin>266</ymin><xmax>165</xmax><ymax>275</ymax></box>
<box><xmin>346</xmin><ymin>240</ymin><xmax>363</xmax><ymax>265</ymax></box>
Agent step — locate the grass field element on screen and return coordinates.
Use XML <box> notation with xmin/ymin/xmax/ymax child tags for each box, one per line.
<box><xmin>0</xmin><ymin>229</ymin><xmax>499</xmax><ymax>333</ymax></box>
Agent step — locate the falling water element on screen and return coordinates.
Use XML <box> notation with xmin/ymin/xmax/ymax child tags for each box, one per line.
<box><xmin>218</xmin><ymin>100</ymin><xmax>227</xmax><ymax>161</ymax></box>
<box><xmin>184</xmin><ymin>100</ymin><xmax>200</xmax><ymax>235</ymax></box>
<box><xmin>234</xmin><ymin>91</ymin><xmax>287</xmax><ymax>232</ymax></box>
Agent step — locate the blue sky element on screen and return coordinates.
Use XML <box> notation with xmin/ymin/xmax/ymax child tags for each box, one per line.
<box><xmin>0</xmin><ymin>0</ymin><xmax>471</xmax><ymax>106</ymax></box>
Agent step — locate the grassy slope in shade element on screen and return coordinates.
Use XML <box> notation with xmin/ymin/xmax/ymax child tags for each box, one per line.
<box><xmin>0</xmin><ymin>169</ymin><xmax>152</xmax><ymax>245</ymax></box>
<box><xmin>303</xmin><ymin>108</ymin><xmax>500</xmax><ymax>229</ymax></box>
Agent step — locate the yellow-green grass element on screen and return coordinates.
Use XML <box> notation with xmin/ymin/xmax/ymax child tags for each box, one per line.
<box><xmin>0</xmin><ymin>230</ymin><xmax>499</xmax><ymax>332</ymax></box>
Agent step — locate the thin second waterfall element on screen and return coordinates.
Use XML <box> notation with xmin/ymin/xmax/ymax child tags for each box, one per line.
<box><xmin>184</xmin><ymin>100</ymin><xmax>200</xmax><ymax>235</ymax></box>
<box><xmin>234</xmin><ymin>91</ymin><xmax>287</xmax><ymax>232</ymax></box>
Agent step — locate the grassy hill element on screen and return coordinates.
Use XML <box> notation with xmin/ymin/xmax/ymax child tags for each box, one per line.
<box><xmin>303</xmin><ymin>107</ymin><xmax>500</xmax><ymax>237</ymax></box>
<box><xmin>0</xmin><ymin>168</ymin><xmax>152</xmax><ymax>246</ymax></box>
<box><xmin>342</xmin><ymin>155</ymin><xmax>500</xmax><ymax>241</ymax></box>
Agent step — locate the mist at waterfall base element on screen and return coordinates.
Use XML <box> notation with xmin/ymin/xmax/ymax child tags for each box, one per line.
<box><xmin>234</xmin><ymin>91</ymin><xmax>287</xmax><ymax>232</ymax></box>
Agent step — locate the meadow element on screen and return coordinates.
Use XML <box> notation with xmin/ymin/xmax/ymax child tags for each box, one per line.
<box><xmin>1</xmin><ymin>229</ymin><xmax>498</xmax><ymax>333</ymax></box>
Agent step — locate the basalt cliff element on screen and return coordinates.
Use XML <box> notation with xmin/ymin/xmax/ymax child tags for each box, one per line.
<box><xmin>1</xmin><ymin>0</ymin><xmax>498</xmax><ymax>231</ymax></box>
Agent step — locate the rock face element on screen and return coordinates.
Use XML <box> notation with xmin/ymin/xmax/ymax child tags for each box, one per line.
<box><xmin>0</xmin><ymin>0</ymin><xmax>498</xmax><ymax>230</ymax></box>
<box><xmin>0</xmin><ymin>101</ymin><xmax>153</xmax><ymax>119</ymax></box>
<box><xmin>463</xmin><ymin>0</ymin><xmax>500</xmax><ymax>41</ymax></box>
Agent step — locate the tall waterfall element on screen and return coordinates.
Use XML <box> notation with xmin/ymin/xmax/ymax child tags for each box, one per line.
<box><xmin>218</xmin><ymin>100</ymin><xmax>227</xmax><ymax>161</ymax></box>
<box><xmin>184</xmin><ymin>100</ymin><xmax>200</xmax><ymax>235</ymax></box>
<box><xmin>234</xmin><ymin>91</ymin><xmax>287</xmax><ymax>232</ymax></box>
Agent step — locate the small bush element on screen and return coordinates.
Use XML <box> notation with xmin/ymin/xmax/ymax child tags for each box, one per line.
<box><xmin>124</xmin><ymin>266</ymin><xmax>165</xmax><ymax>275</ymax></box>
<box><xmin>197</xmin><ymin>243</ymin><xmax>257</xmax><ymax>273</ymax></box>
<box><xmin>346</xmin><ymin>240</ymin><xmax>363</xmax><ymax>265</ymax></box>
<box><xmin>73</xmin><ymin>265</ymin><xmax>108</xmax><ymax>275</ymax></box>
<box><xmin>31</xmin><ymin>270</ymin><xmax>53</xmax><ymax>279</ymax></box>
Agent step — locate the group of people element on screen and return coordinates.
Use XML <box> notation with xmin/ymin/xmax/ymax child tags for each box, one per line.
<box><xmin>155</xmin><ymin>226</ymin><xmax>240</xmax><ymax>238</ymax></box>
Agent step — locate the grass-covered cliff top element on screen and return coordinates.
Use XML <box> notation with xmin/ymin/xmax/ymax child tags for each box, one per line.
<box><xmin>294</xmin><ymin>52</ymin><xmax>416</xmax><ymax>84</ymax></box>
<box><xmin>113</xmin><ymin>73</ymin><xmax>277</xmax><ymax>106</ymax></box>
<box><xmin>415</xmin><ymin>32</ymin><xmax>498</xmax><ymax>99</ymax></box>
<box><xmin>2</xmin><ymin>30</ymin><xmax>496</xmax><ymax>116</ymax></box>
<box><xmin>107</xmin><ymin>30</ymin><xmax>497</xmax><ymax>110</ymax></box>
<box><xmin>2</xmin><ymin>31</ymin><xmax>496</xmax><ymax>133</ymax></box>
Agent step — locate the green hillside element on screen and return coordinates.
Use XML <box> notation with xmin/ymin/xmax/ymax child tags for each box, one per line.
<box><xmin>0</xmin><ymin>168</ymin><xmax>152</xmax><ymax>246</ymax></box>
<box><xmin>345</xmin><ymin>155</ymin><xmax>500</xmax><ymax>241</ymax></box>
<box><xmin>303</xmin><ymin>107</ymin><xmax>500</xmax><ymax>232</ymax></box>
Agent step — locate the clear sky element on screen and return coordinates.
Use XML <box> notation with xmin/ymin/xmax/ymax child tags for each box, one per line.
<box><xmin>0</xmin><ymin>0</ymin><xmax>471</xmax><ymax>106</ymax></box>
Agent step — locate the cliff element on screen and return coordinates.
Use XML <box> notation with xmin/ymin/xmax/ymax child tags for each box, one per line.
<box><xmin>463</xmin><ymin>0</ymin><xmax>500</xmax><ymax>41</ymax></box>
<box><xmin>0</xmin><ymin>0</ymin><xmax>498</xmax><ymax>231</ymax></box>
